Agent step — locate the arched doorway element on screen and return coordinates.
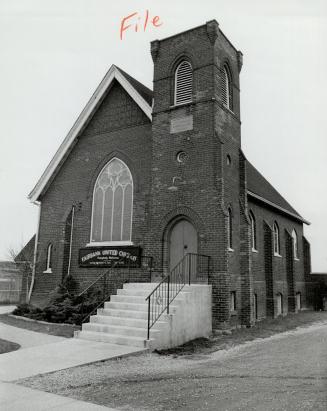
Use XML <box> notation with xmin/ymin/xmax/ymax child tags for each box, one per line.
<box><xmin>169</xmin><ymin>219</ymin><xmax>198</xmax><ymax>272</ymax></box>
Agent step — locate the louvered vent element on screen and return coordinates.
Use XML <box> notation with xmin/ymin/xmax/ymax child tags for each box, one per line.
<box><xmin>174</xmin><ymin>61</ymin><xmax>193</xmax><ymax>105</ymax></box>
<box><xmin>221</xmin><ymin>65</ymin><xmax>233</xmax><ymax>111</ymax></box>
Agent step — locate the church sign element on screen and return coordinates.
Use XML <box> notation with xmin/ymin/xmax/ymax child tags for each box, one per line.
<box><xmin>79</xmin><ymin>246</ymin><xmax>142</xmax><ymax>268</ymax></box>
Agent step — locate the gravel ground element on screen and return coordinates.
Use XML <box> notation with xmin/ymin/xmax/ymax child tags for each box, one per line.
<box><xmin>17</xmin><ymin>313</ymin><xmax>327</xmax><ymax>411</ymax></box>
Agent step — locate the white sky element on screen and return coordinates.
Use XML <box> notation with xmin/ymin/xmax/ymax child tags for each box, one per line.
<box><xmin>0</xmin><ymin>0</ymin><xmax>326</xmax><ymax>271</ymax></box>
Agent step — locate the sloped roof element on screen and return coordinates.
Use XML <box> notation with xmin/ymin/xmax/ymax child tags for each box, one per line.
<box><xmin>28</xmin><ymin>65</ymin><xmax>152</xmax><ymax>203</ymax></box>
<box><xmin>115</xmin><ymin>66</ymin><xmax>153</xmax><ymax>106</ymax></box>
<box><xmin>247</xmin><ymin>160</ymin><xmax>309</xmax><ymax>224</ymax></box>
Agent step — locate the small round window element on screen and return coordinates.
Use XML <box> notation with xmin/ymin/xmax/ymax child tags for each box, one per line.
<box><xmin>176</xmin><ymin>151</ymin><xmax>189</xmax><ymax>164</ymax></box>
<box><xmin>226</xmin><ymin>155</ymin><xmax>232</xmax><ymax>165</ymax></box>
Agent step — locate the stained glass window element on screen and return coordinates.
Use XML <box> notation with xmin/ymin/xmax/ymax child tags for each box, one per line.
<box><xmin>91</xmin><ymin>158</ymin><xmax>133</xmax><ymax>242</ymax></box>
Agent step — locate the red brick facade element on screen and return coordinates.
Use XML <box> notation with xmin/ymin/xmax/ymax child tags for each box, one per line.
<box><xmin>29</xmin><ymin>21</ymin><xmax>312</xmax><ymax>328</ymax></box>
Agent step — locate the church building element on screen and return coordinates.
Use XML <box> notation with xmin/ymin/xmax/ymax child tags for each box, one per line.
<box><xmin>28</xmin><ymin>20</ymin><xmax>312</xmax><ymax>330</ymax></box>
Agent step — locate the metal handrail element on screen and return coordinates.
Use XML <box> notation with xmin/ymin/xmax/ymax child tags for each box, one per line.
<box><xmin>145</xmin><ymin>253</ymin><xmax>211</xmax><ymax>340</ymax></box>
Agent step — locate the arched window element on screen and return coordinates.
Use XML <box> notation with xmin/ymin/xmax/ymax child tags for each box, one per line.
<box><xmin>174</xmin><ymin>60</ymin><xmax>193</xmax><ymax>105</ymax></box>
<box><xmin>227</xmin><ymin>207</ymin><xmax>233</xmax><ymax>250</ymax></box>
<box><xmin>45</xmin><ymin>243</ymin><xmax>52</xmax><ymax>273</ymax></box>
<box><xmin>91</xmin><ymin>158</ymin><xmax>133</xmax><ymax>243</ymax></box>
<box><xmin>292</xmin><ymin>229</ymin><xmax>298</xmax><ymax>259</ymax></box>
<box><xmin>249</xmin><ymin>211</ymin><xmax>257</xmax><ymax>251</ymax></box>
<box><xmin>273</xmin><ymin>222</ymin><xmax>280</xmax><ymax>255</ymax></box>
<box><xmin>222</xmin><ymin>64</ymin><xmax>233</xmax><ymax>111</ymax></box>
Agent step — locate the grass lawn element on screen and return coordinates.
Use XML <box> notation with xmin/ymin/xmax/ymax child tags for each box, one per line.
<box><xmin>0</xmin><ymin>338</ymin><xmax>20</xmax><ymax>354</ymax></box>
<box><xmin>0</xmin><ymin>314</ymin><xmax>80</xmax><ymax>338</ymax></box>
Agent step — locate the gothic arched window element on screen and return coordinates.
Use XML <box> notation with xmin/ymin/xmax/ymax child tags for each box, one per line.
<box><xmin>174</xmin><ymin>60</ymin><xmax>193</xmax><ymax>105</ymax></box>
<box><xmin>222</xmin><ymin>64</ymin><xmax>233</xmax><ymax>111</ymax></box>
<box><xmin>292</xmin><ymin>229</ymin><xmax>298</xmax><ymax>259</ymax></box>
<box><xmin>273</xmin><ymin>222</ymin><xmax>280</xmax><ymax>255</ymax></box>
<box><xmin>249</xmin><ymin>211</ymin><xmax>257</xmax><ymax>251</ymax></box>
<box><xmin>91</xmin><ymin>158</ymin><xmax>133</xmax><ymax>243</ymax></box>
<box><xmin>44</xmin><ymin>243</ymin><xmax>53</xmax><ymax>273</ymax></box>
<box><xmin>227</xmin><ymin>207</ymin><xmax>233</xmax><ymax>250</ymax></box>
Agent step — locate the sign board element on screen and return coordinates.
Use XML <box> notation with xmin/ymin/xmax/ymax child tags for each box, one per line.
<box><xmin>79</xmin><ymin>246</ymin><xmax>142</xmax><ymax>268</ymax></box>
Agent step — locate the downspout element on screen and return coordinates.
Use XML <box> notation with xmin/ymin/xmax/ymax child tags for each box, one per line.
<box><xmin>67</xmin><ymin>205</ymin><xmax>75</xmax><ymax>278</ymax></box>
<box><xmin>28</xmin><ymin>201</ymin><xmax>41</xmax><ymax>303</ymax></box>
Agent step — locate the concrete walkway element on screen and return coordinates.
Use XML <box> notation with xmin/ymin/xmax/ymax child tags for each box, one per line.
<box><xmin>0</xmin><ymin>338</ymin><xmax>147</xmax><ymax>382</ymax></box>
<box><xmin>0</xmin><ymin>322</ymin><xmax>66</xmax><ymax>348</ymax></box>
<box><xmin>0</xmin><ymin>382</ymin><xmax>116</xmax><ymax>410</ymax></box>
<box><xmin>0</xmin><ymin>313</ymin><xmax>146</xmax><ymax>409</ymax></box>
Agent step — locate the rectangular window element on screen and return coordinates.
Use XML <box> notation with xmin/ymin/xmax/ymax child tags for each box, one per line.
<box><xmin>231</xmin><ymin>291</ymin><xmax>236</xmax><ymax>312</ymax></box>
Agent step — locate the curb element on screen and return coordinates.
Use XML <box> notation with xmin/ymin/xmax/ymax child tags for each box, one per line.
<box><xmin>8</xmin><ymin>314</ymin><xmax>81</xmax><ymax>330</ymax></box>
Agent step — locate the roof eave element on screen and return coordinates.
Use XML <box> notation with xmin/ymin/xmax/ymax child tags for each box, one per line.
<box><xmin>247</xmin><ymin>190</ymin><xmax>310</xmax><ymax>225</ymax></box>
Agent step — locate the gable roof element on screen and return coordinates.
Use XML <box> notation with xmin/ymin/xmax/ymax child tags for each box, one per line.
<box><xmin>247</xmin><ymin>160</ymin><xmax>309</xmax><ymax>224</ymax></box>
<box><xmin>28</xmin><ymin>65</ymin><xmax>152</xmax><ymax>203</ymax></box>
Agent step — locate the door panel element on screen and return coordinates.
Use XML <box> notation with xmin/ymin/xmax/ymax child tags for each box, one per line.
<box><xmin>169</xmin><ymin>220</ymin><xmax>198</xmax><ymax>275</ymax></box>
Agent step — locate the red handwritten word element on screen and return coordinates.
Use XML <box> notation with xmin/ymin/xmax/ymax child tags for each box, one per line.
<box><xmin>120</xmin><ymin>10</ymin><xmax>162</xmax><ymax>40</ymax></box>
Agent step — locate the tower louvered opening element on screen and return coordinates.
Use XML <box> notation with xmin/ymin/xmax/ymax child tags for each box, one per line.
<box><xmin>174</xmin><ymin>61</ymin><xmax>193</xmax><ymax>105</ymax></box>
<box><xmin>221</xmin><ymin>64</ymin><xmax>233</xmax><ymax>111</ymax></box>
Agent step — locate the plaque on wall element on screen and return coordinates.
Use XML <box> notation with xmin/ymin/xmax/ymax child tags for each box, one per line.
<box><xmin>79</xmin><ymin>246</ymin><xmax>142</xmax><ymax>268</ymax></box>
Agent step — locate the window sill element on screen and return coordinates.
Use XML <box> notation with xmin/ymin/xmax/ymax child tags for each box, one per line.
<box><xmin>43</xmin><ymin>269</ymin><xmax>52</xmax><ymax>274</ymax></box>
<box><xmin>230</xmin><ymin>310</ymin><xmax>238</xmax><ymax>316</ymax></box>
<box><xmin>294</xmin><ymin>257</ymin><xmax>300</xmax><ymax>261</ymax></box>
<box><xmin>274</xmin><ymin>253</ymin><xmax>282</xmax><ymax>258</ymax></box>
<box><xmin>252</xmin><ymin>248</ymin><xmax>258</xmax><ymax>253</ymax></box>
<box><xmin>170</xmin><ymin>101</ymin><xmax>193</xmax><ymax>110</ymax></box>
<box><xmin>86</xmin><ymin>241</ymin><xmax>134</xmax><ymax>247</ymax></box>
<box><xmin>228</xmin><ymin>248</ymin><xmax>234</xmax><ymax>252</ymax></box>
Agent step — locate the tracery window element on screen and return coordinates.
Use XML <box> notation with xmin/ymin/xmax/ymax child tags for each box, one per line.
<box><xmin>91</xmin><ymin>158</ymin><xmax>133</xmax><ymax>243</ymax></box>
<box><xmin>44</xmin><ymin>243</ymin><xmax>53</xmax><ymax>273</ymax></box>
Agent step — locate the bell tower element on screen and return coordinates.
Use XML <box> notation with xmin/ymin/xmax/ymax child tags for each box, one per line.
<box><xmin>146</xmin><ymin>20</ymin><xmax>251</xmax><ymax>328</ymax></box>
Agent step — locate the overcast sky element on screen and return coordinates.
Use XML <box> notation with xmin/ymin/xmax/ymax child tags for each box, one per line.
<box><xmin>0</xmin><ymin>0</ymin><xmax>326</xmax><ymax>271</ymax></box>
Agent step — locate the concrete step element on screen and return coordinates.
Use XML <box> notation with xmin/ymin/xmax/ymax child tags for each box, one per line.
<box><xmin>110</xmin><ymin>294</ymin><xmax>185</xmax><ymax>304</ymax></box>
<box><xmin>82</xmin><ymin>322</ymin><xmax>161</xmax><ymax>338</ymax></box>
<box><xmin>97</xmin><ymin>308</ymin><xmax>149</xmax><ymax>320</ymax></box>
<box><xmin>90</xmin><ymin>315</ymin><xmax>167</xmax><ymax>329</ymax></box>
<box><xmin>75</xmin><ymin>330</ymin><xmax>150</xmax><ymax>348</ymax></box>
<box><xmin>123</xmin><ymin>283</ymin><xmax>159</xmax><ymax>290</ymax></box>
<box><xmin>104</xmin><ymin>301</ymin><xmax>148</xmax><ymax>311</ymax></box>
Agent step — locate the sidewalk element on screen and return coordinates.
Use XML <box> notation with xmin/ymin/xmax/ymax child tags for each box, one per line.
<box><xmin>0</xmin><ymin>311</ymin><xmax>147</xmax><ymax>410</ymax></box>
<box><xmin>0</xmin><ymin>382</ymin><xmax>115</xmax><ymax>410</ymax></box>
<box><xmin>0</xmin><ymin>338</ymin><xmax>147</xmax><ymax>381</ymax></box>
<box><xmin>0</xmin><ymin>322</ymin><xmax>66</xmax><ymax>348</ymax></box>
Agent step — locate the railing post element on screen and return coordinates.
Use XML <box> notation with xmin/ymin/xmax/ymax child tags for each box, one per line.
<box><xmin>188</xmin><ymin>254</ymin><xmax>191</xmax><ymax>286</ymax></box>
<box><xmin>147</xmin><ymin>297</ymin><xmax>150</xmax><ymax>340</ymax></box>
<box><xmin>167</xmin><ymin>275</ymin><xmax>170</xmax><ymax>314</ymax></box>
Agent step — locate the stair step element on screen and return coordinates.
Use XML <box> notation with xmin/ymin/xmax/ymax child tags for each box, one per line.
<box><xmin>97</xmin><ymin>308</ymin><xmax>149</xmax><ymax>320</ymax></box>
<box><xmin>75</xmin><ymin>330</ymin><xmax>150</xmax><ymax>348</ymax></box>
<box><xmin>90</xmin><ymin>315</ymin><xmax>167</xmax><ymax>328</ymax></box>
<box><xmin>123</xmin><ymin>283</ymin><xmax>159</xmax><ymax>290</ymax></box>
<box><xmin>104</xmin><ymin>301</ymin><xmax>148</xmax><ymax>311</ymax></box>
<box><xmin>110</xmin><ymin>294</ymin><xmax>185</xmax><ymax>304</ymax></box>
<box><xmin>82</xmin><ymin>322</ymin><xmax>161</xmax><ymax>338</ymax></box>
